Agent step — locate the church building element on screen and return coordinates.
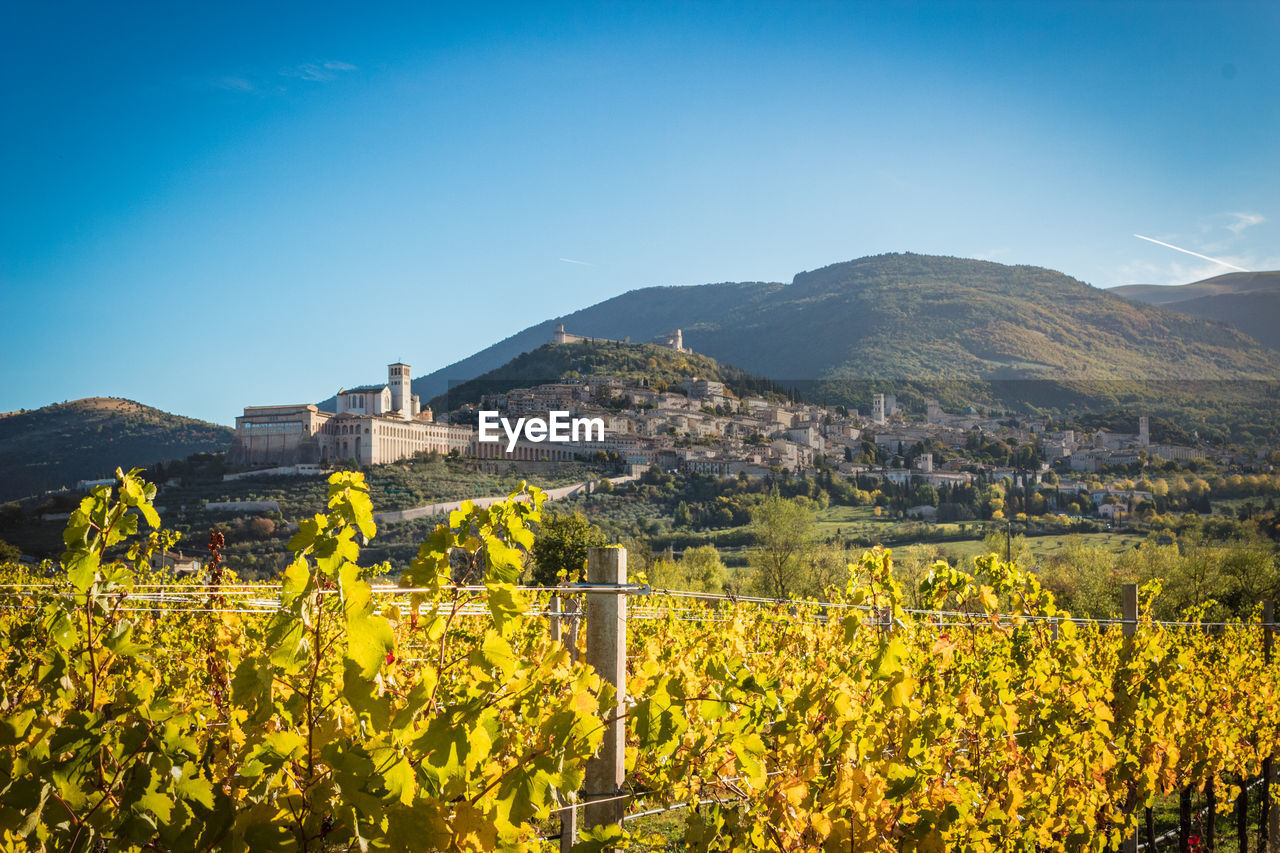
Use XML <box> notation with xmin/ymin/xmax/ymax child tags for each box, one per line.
<box><xmin>229</xmin><ymin>363</ymin><xmax>472</xmax><ymax>467</ymax></box>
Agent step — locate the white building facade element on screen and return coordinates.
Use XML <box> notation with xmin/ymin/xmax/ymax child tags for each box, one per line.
<box><xmin>230</xmin><ymin>363</ymin><xmax>472</xmax><ymax>467</ymax></box>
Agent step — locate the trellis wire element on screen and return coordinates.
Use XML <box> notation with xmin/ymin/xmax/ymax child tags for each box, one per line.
<box><xmin>1</xmin><ymin>583</ymin><xmax>1274</xmax><ymax>630</ymax></box>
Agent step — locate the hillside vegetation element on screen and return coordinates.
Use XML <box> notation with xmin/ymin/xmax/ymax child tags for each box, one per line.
<box><xmin>432</xmin><ymin>339</ymin><xmax>787</xmax><ymax>411</ymax></box>
<box><xmin>1111</xmin><ymin>270</ymin><xmax>1280</xmax><ymax>351</ymax></box>
<box><xmin>0</xmin><ymin>398</ymin><xmax>232</xmax><ymax>501</ymax></box>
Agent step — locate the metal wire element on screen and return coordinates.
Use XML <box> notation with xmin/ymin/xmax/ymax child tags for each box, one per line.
<box><xmin>1</xmin><ymin>582</ymin><xmax>1273</xmax><ymax>630</ymax></box>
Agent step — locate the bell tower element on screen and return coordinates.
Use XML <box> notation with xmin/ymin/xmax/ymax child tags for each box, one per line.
<box><xmin>389</xmin><ymin>362</ymin><xmax>411</xmax><ymax>419</ymax></box>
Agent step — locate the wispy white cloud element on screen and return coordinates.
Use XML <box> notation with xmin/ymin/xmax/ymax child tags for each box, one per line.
<box><xmin>1226</xmin><ymin>211</ymin><xmax>1266</xmax><ymax>235</ymax></box>
<box><xmin>210</xmin><ymin>61</ymin><xmax>356</xmax><ymax>93</ymax></box>
<box><xmin>281</xmin><ymin>61</ymin><xmax>359</xmax><ymax>83</ymax></box>
<box><xmin>213</xmin><ymin>76</ymin><xmax>256</xmax><ymax>92</ymax></box>
<box><xmin>559</xmin><ymin>258</ymin><xmax>594</xmax><ymax>266</ymax></box>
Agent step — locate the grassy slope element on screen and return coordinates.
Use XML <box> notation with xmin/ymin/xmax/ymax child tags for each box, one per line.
<box><xmin>0</xmin><ymin>398</ymin><xmax>233</xmax><ymax>501</ymax></box>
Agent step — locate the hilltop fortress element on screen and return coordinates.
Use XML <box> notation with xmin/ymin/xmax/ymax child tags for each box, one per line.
<box><xmin>551</xmin><ymin>323</ymin><xmax>691</xmax><ymax>353</ymax></box>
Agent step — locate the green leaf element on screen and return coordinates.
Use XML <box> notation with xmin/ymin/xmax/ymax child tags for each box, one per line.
<box><xmin>173</xmin><ymin>766</ymin><xmax>215</xmax><ymax>809</ymax></box>
<box><xmin>65</xmin><ymin>551</ymin><xmax>100</xmax><ymax>593</ymax></box>
<box><xmin>484</xmin><ymin>581</ymin><xmax>526</xmax><ymax>632</ymax></box>
<box><xmin>699</xmin><ymin>699</ymin><xmax>730</xmax><ymax>720</ymax></box>
<box><xmin>137</xmin><ymin>790</ymin><xmax>174</xmax><ymax>823</ymax></box>
<box><xmin>287</xmin><ymin>515</ymin><xmax>324</xmax><ymax>553</ymax></box>
<box><xmin>572</xmin><ymin>824</ymin><xmax>628</xmax><ymax>853</ymax></box>
<box><xmin>44</xmin><ymin>607</ymin><xmax>77</xmax><ymax>650</ymax></box>
<box><xmin>347</xmin><ymin>613</ymin><xmax>395</xmax><ymax>681</ymax></box>
<box><xmin>479</xmin><ymin>630</ymin><xmax>517</xmax><ymax>681</ymax></box>
<box><xmin>0</xmin><ymin>709</ymin><xmax>36</xmax><ymax>747</ymax></box>
<box><xmin>278</xmin><ymin>556</ymin><xmax>312</xmax><ymax>606</ymax></box>
<box><xmin>105</xmin><ymin>620</ymin><xmax>144</xmax><ymax>658</ymax></box>
<box><xmin>343</xmin><ymin>659</ymin><xmax>392</xmax><ymax>730</ymax></box>
<box><xmin>495</xmin><ymin>758</ymin><xmax>553</xmax><ymax>825</ymax></box>
<box><xmin>138</xmin><ymin>501</ymin><xmax>161</xmax><ymax>530</ymax></box>
<box><xmin>874</xmin><ymin>636</ymin><xmax>908</xmax><ymax>681</ymax></box>
<box><xmin>267</xmin><ymin>619</ymin><xmax>307</xmax><ymax>671</ymax></box>
<box><xmin>381</xmin><ymin>754</ymin><xmax>416</xmax><ymax>806</ymax></box>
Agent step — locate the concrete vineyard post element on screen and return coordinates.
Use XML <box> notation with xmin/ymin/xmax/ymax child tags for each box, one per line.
<box><xmin>584</xmin><ymin>547</ymin><xmax>627</xmax><ymax>831</ymax></box>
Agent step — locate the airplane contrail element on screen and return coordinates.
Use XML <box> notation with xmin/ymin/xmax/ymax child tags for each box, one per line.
<box><xmin>1133</xmin><ymin>234</ymin><xmax>1250</xmax><ymax>272</ymax></box>
<box><xmin>559</xmin><ymin>258</ymin><xmax>594</xmax><ymax>266</ymax></box>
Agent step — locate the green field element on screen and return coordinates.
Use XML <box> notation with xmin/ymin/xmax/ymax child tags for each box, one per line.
<box><xmin>888</xmin><ymin>532</ymin><xmax>1142</xmax><ymax>566</ymax></box>
<box><xmin>811</xmin><ymin>504</ymin><xmax>1143</xmax><ymax>565</ymax></box>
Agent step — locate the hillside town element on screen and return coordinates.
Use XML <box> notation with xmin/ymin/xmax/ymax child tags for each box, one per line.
<box><xmin>224</xmin><ymin>328</ymin><xmax>1257</xmax><ymax>528</ymax></box>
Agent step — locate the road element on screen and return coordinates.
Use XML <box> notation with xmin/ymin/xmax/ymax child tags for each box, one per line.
<box><xmin>372</xmin><ymin>474</ymin><xmax>639</xmax><ymax>525</ymax></box>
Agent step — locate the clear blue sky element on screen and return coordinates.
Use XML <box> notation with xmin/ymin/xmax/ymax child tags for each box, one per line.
<box><xmin>2</xmin><ymin>1</ymin><xmax>1276</xmax><ymax>425</ymax></box>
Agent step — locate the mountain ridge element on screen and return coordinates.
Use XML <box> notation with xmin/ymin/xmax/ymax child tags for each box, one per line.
<box><xmin>1110</xmin><ymin>271</ymin><xmax>1280</xmax><ymax>351</ymax></box>
<box><xmin>0</xmin><ymin>398</ymin><xmax>233</xmax><ymax>501</ymax></box>
<box><xmin>408</xmin><ymin>253</ymin><xmax>1280</xmax><ymax>406</ymax></box>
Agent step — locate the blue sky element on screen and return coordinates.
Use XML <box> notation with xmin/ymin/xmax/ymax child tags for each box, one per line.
<box><xmin>2</xmin><ymin>1</ymin><xmax>1277</xmax><ymax>424</ymax></box>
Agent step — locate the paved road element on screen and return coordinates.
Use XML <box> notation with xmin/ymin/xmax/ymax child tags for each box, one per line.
<box><xmin>372</xmin><ymin>474</ymin><xmax>639</xmax><ymax>525</ymax></box>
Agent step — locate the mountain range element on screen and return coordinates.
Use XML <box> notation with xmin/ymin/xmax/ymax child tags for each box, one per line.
<box><xmin>410</xmin><ymin>253</ymin><xmax>1279</xmax><ymax>406</ymax></box>
<box><xmin>1110</xmin><ymin>271</ymin><xmax>1280</xmax><ymax>352</ymax></box>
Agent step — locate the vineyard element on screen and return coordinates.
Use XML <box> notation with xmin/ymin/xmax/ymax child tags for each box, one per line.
<box><xmin>2</xmin><ymin>469</ymin><xmax>1280</xmax><ymax>851</ymax></box>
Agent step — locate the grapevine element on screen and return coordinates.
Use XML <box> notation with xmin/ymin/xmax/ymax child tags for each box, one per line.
<box><xmin>1</xmin><ymin>470</ymin><xmax>1278</xmax><ymax>851</ymax></box>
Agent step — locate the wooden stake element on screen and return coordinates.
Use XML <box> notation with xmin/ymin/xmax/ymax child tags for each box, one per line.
<box><xmin>1206</xmin><ymin>779</ymin><xmax>1216</xmax><ymax>851</ymax></box>
<box><xmin>1238</xmin><ymin>778</ymin><xmax>1249</xmax><ymax>853</ymax></box>
<box><xmin>1180</xmin><ymin>787</ymin><xmax>1193</xmax><ymax>853</ymax></box>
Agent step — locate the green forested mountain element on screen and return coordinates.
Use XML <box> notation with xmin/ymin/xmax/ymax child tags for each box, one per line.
<box><xmin>411</xmin><ymin>253</ymin><xmax>1280</xmax><ymax>406</ymax></box>
<box><xmin>1110</xmin><ymin>271</ymin><xmax>1280</xmax><ymax>351</ymax></box>
<box><xmin>0</xmin><ymin>398</ymin><xmax>233</xmax><ymax>501</ymax></box>
<box><xmin>432</xmin><ymin>340</ymin><xmax>787</xmax><ymax>412</ymax></box>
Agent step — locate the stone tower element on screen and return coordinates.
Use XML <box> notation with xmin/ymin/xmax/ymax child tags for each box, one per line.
<box><xmin>389</xmin><ymin>362</ymin><xmax>411</xmax><ymax>419</ymax></box>
<box><xmin>872</xmin><ymin>393</ymin><xmax>886</xmax><ymax>425</ymax></box>
<box><xmin>1139</xmin><ymin>415</ymin><xmax>1150</xmax><ymax>447</ymax></box>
